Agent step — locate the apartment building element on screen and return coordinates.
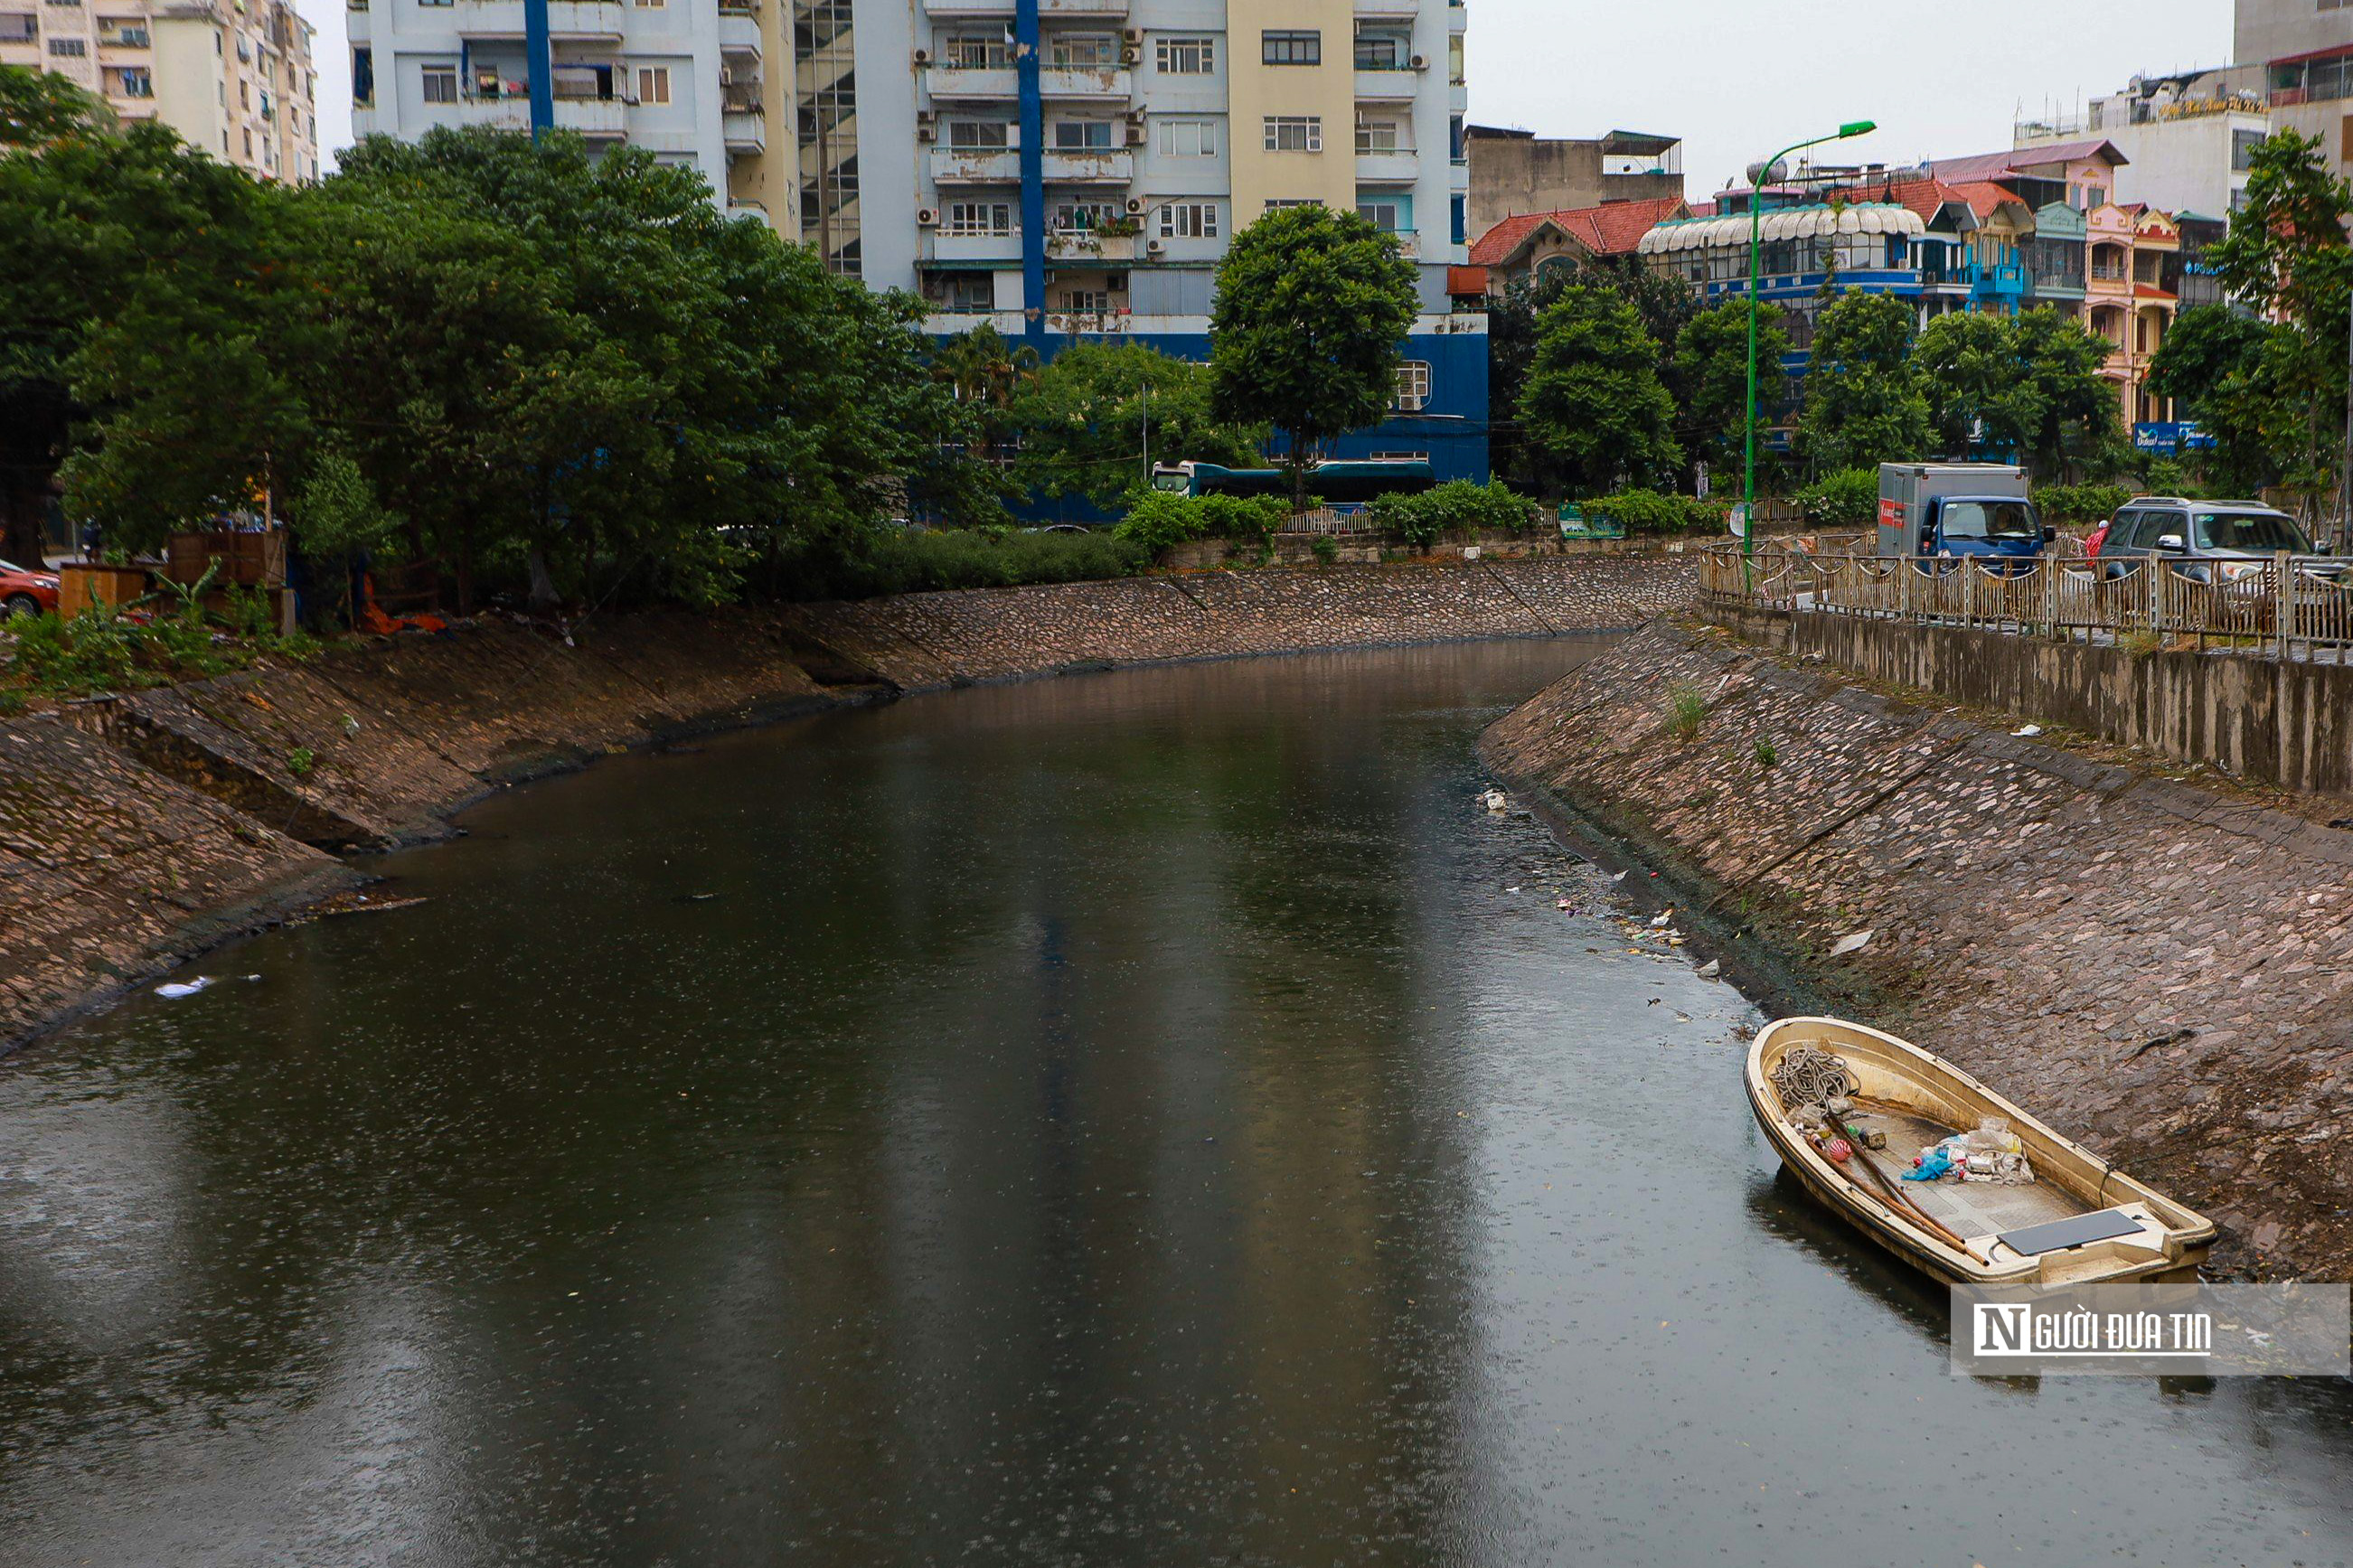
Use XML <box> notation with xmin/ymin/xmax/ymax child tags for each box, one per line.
<box><xmin>833</xmin><ymin>0</ymin><xmax>1481</xmax><ymax>476</ymax></box>
<box><xmin>346</xmin><ymin>0</ymin><xmax>782</xmax><ymax>223</ymax></box>
<box><xmin>2018</xmin><ymin>75</ymin><xmax>2274</xmax><ymax>217</ymax></box>
<box><xmin>2237</xmin><ymin>0</ymin><xmax>2353</xmax><ymax>181</ymax></box>
<box><xmin>1463</xmin><ymin>125</ymin><xmax>1683</xmax><ymax>239</ymax></box>
<box><xmin>0</xmin><ymin>0</ymin><xmax>318</xmax><ymax>182</ymax></box>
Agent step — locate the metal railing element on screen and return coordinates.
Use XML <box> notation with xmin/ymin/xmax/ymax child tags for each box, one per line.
<box><xmin>1700</xmin><ymin>543</ymin><xmax>2353</xmax><ymax>662</ymax></box>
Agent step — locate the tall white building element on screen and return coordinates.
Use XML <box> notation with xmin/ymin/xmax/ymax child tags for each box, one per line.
<box><xmin>345</xmin><ymin>0</ymin><xmax>777</xmax><ymax>221</ymax></box>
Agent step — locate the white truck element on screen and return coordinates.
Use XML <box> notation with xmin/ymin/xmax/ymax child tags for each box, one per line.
<box><xmin>1875</xmin><ymin>464</ymin><xmax>2051</xmax><ymax>564</ymax></box>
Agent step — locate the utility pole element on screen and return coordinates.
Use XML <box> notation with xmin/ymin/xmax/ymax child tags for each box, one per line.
<box><xmin>1141</xmin><ymin>378</ymin><xmax>1151</xmax><ymax>488</ymax></box>
<box><xmin>2339</xmin><ymin>286</ymin><xmax>2351</xmax><ymax>551</ymax></box>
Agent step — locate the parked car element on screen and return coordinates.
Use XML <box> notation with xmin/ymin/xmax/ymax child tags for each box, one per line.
<box><xmin>0</xmin><ymin>559</ymin><xmax>61</xmax><ymax>618</ymax></box>
<box><xmin>2094</xmin><ymin>498</ymin><xmax>2345</xmax><ymax>584</ymax></box>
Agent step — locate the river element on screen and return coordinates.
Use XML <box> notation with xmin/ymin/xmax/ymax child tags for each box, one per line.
<box><xmin>0</xmin><ymin>639</ymin><xmax>2348</xmax><ymax>1566</ymax></box>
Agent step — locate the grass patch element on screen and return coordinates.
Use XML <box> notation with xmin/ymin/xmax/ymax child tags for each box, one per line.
<box><xmin>1665</xmin><ymin>681</ymin><xmax>1708</xmax><ymax>740</ymax></box>
<box><xmin>1753</xmin><ymin>737</ymin><xmax>1777</xmax><ymax>768</ymax></box>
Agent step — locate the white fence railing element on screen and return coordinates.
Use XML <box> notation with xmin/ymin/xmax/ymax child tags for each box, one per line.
<box><xmin>1701</xmin><ymin>544</ymin><xmax>2353</xmax><ymax>661</ymax></box>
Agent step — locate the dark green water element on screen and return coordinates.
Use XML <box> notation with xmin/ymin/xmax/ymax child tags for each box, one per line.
<box><xmin>1</xmin><ymin>640</ymin><xmax>2348</xmax><ymax>1567</ymax></box>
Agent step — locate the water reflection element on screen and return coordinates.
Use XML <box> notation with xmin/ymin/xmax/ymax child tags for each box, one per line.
<box><xmin>0</xmin><ymin>640</ymin><xmax>2348</xmax><ymax>1566</ymax></box>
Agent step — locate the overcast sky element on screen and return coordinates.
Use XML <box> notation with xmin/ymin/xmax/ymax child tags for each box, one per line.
<box><xmin>1468</xmin><ymin>0</ymin><xmax>2235</xmax><ymax>197</ymax></box>
<box><xmin>299</xmin><ymin>0</ymin><xmax>2237</xmax><ymax>190</ymax></box>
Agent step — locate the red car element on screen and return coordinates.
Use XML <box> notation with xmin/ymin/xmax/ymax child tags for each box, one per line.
<box><xmin>0</xmin><ymin>559</ymin><xmax>61</xmax><ymax>618</ymax></box>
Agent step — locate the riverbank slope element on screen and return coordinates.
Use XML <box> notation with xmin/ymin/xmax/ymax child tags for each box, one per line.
<box><xmin>1481</xmin><ymin>620</ymin><xmax>2353</xmax><ymax>1280</ymax></box>
<box><xmin>3</xmin><ymin>556</ymin><xmax>1694</xmax><ymax>1052</ymax></box>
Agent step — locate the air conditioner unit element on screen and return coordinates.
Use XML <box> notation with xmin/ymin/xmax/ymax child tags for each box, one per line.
<box><xmin>1125</xmin><ymin>122</ymin><xmax>1144</xmax><ymax>146</ymax></box>
<box><xmin>918</xmin><ymin>122</ymin><xmax>936</xmax><ymax>142</ymax></box>
<box><xmin>720</xmin><ymin>65</ymin><xmax>734</xmax><ymax>87</ymax></box>
<box><xmin>1125</xmin><ymin>107</ymin><xmax>1145</xmax><ymax>124</ymax></box>
<box><xmin>912</xmin><ymin>47</ymin><xmax>931</xmax><ymax>65</ymax></box>
<box><xmin>1124</xmin><ymin>195</ymin><xmax>1146</xmax><ymax>215</ymax></box>
<box><xmin>1410</xmin><ymin>53</ymin><xmax>1428</xmax><ymax>70</ymax></box>
<box><xmin>918</xmin><ymin>206</ymin><xmax>940</xmax><ymax>226</ymax></box>
<box><xmin>1145</xmin><ymin>239</ymin><xmax>1165</xmax><ymax>256</ymax></box>
<box><xmin>1121</xmin><ymin>27</ymin><xmax>1142</xmax><ymax>44</ymax></box>
<box><xmin>1119</xmin><ymin>44</ymin><xmax>1139</xmax><ymax>64</ymax></box>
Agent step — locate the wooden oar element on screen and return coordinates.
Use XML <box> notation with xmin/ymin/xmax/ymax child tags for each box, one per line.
<box><xmin>1825</xmin><ymin>1113</ymin><xmax>1991</xmax><ymax>1267</ymax></box>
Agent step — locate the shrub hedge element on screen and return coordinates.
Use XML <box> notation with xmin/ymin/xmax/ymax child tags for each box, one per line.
<box><xmin>1365</xmin><ymin>480</ymin><xmax>1537</xmax><ymax>548</ymax></box>
<box><xmin>1577</xmin><ymin>490</ymin><xmax>1721</xmax><ymax>535</ymax></box>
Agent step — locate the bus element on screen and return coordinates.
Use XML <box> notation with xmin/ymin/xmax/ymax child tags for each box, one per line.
<box><xmin>1152</xmin><ymin>458</ymin><xmax>1438</xmax><ymax>508</ymax></box>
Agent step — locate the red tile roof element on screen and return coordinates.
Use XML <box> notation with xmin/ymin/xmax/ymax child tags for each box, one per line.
<box><xmin>1466</xmin><ymin>196</ymin><xmax>1689</xmax><ymax>268</ymax></box>
<box><xmin>2134</xmin><ymin>283</ymin><xmax>2178</xmax><ymax>301</ymax></box>
<box><xmin>1818</xmin><ymin>175</ymin><xmax>1976</xmax><ymax>224</ymax></box>
<box><xmin>1947</xmin><ymin>180</ymin><xmax>2028</xmax><ymax>219</ymax></box>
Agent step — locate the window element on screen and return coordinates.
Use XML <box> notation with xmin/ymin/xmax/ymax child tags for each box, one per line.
<box><xmin>1052</xmin><ymin>118</ymin><xmax>1115</xmax><ymax>149</ymax></box>
<box><xmin>946</xmin><ymin>201</ymin><xmax>1012</xmax><ymax>235</ymax></box>
<box><xmin>1355</xmin><ymin>116</ymin><xmax>1399</xmax><ymax>154</ymax></box>
<box><xmin>1262</xmin><ymin>30</ymin><xmax>1319</xmax><ymax>66</ymax></box>
<box><xmin>1394</xmin><ymin>361</ymin><xmax>1432</xmax><ymax>411</ymax></box>
<box><xmin>48</xmin><ymin>35</ymin><xmax>85</xmax><ymax>54</ymax></box>
<box><xmin>1353</xmin><ymin>32</ymin><xmax>1406</xmax><ymax>70</ymax></box>
<box><xmin>1451</xmin><ymin>193</ymin><xmax>1465</xmax><ymax>246</ymax></box>
<box><xmin>1357</xmin><ymin>198</ymin><xmax>1404</xmax><ymax>231</ymax></box>
<box><xmin>420</xmin><ymin>62</ymin><xmax>456</xmax><ymax>103</ymax></box>
<box><xmin>1264</xmin><ymin>115</ymin><xmax>1320</xmax><ymax>152</ymax></box>
<box><xmin>1160</xmin><ymin>202</ymin><xmax>1219</xmax><ymax>239</ymax></box>
<box><xmin>114</xmin><ymin>64</ymin><xmax>150</xmax><ymax>96</ymax></box>
<box><xmin>635</xmin><ymin>65</ymin><xmax>670</xmax><ymax>105</ymax></box>
<box><xmin>1052</xmin><ymin>201</ymin><xmax>1120</xmax><ymax>231</ymax></box>
<box><xmin>1157</xmin><ymin>117</ymin><xmax>1215</xmax><ymax>156</ymax></box>
<box><xmin>2232</xmin><ymin>127</ymin><xmax>2264</xmax><ymax>171</ymax></box>
<box><xmin>948</xmin><ymin>119</ymin><xmax>1009</xmax><ymax>148</ymax></box>
<box><xmin>0</xmin><ymin>14</ymin><xmax>35</xmax><ymax>42</ymax></box>
<box><xmin>1369</xmin><ymin>450</ymin><xmax>1428</xmax><ymax>462</ymax></box>
<box><xmin>634</xmin><ymin>0</ymin><xmax>663</xmax><ymax>6</ymax></box>
<box><xmin>927</xmin><ymin>272</ymin><xmax>994</xmax><ymax>312</ymax></box>
<box><xmin>1059</xmin><ymin>287</ymin><xmax>1115</xmax><ymax>312</ymax></box>
<box><xmin>1156</xmin><ymin>34</ymin><xmax>1212</xmax><ymax>73</ymax></box>
<box><xmin>943</xmin><ymin>33</ymin><xmax>1007</xmax><ymax>68</ymax></box>
<box><xmin>1048</xmin><ymin>33</ymin><xmax>1117</xmax><ymax>67</ymax></box>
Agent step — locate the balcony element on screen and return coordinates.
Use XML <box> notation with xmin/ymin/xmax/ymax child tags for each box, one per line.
<box><xmin>1040</xmin><ymin>0</ymin><xmax>1128</xmax><ymax>12</ymax></box>
<box><xmin>1970</xmin><ymin>261</ymin><xmax>2027</xmax><ymax>300</ymax></box>
<box><xmin>923</xmin><ymin>228</ymin><xmax>1021</xmax><ymax>263</ymax></box>
<box><xmin>456</xmin><ymin>0</ymin><xmax>625</xmax><ymax>40</ymax></box>
<box><xmin>1356</xmin><ymin>0</ymin><xmax>1419</xmax><ymax>12</ymax></box>
<box><xmin>554</xmin><ymin>96</ymin><xmax>625</xmax><ymax>136</ymax></box>
<box><xmin>723</xmin><ymin>108</ymin><xmax>763</xmax><ymax>154</ymax></box>
<box><xmin>931</xmin><ymin>146</ymin><xmax>1020</xmax><ymax>183</ymax></box>
<box><xmin>925</xmin><ymin>63</ymin><xmax>1017</xmax><ymax>100</ymax></box>
<box><xmin>924</xmin><ymin>0</ymin><xmax>1013</xmax><ymax>12</ymax></box>
<box><xmin>1354</xmin><ymin>150</ymin><xmax>1417</xmax><ymax>183</ymax></box>
<box><xmin>1041</xmin><ymin>147</ymin><xmax>1131</xmax><ymax>183</ymax></box>
<box><xmin>719</xmin><ymin>9</ymin><xmax>759</xmax><ymax>55</ymax></box>
<box><xmin>1046</xmin><ymin>230</ymin><xmax>1136</xmax><ymax>261</ymax></box>
<box><xmin>1353</xmin><ymin>67</ymin><xmax>1419</xmax><ymax>102</ymax></box>
<box><xmin>1040</xmin><ymin>63</ymin><xmax>1131</xmax><ymax>99</ymax></box>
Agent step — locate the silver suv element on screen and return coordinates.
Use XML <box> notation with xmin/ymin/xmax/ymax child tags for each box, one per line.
<box><xmin>2095</xmin><ymin>498</ymin><xmax>2343</xmax><ymax>583</ymax></box>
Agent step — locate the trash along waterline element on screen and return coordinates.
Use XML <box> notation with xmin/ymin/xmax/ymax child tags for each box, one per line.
<box><xmin>0</xmin><ymin>640</ymin><xmax>2348</xmax><ymax>1565</ymax></box>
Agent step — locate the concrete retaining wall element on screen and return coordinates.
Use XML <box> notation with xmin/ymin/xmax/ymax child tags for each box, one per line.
<box><xmin>1482</xmin><ymin>621</ymin><xmax>2353</xmax><ymax>1280</ymax></box>
<box><xmin>1709</xmin><ymin>604</ymin><xmax>2353</xmax><ymax>801</ymax></box>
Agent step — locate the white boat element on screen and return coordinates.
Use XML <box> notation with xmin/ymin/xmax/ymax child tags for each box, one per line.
<box><xmin>1747</xmin><ymin>1017</ymin><xmax>2216</xmax><ymax>1285</ymax></box>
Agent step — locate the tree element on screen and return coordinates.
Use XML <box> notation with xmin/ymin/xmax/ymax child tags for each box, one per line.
<box><xmin>1911</xmin><ymin>307</ymin><xmax>2115</xmax><ymax>474</ymax></box>
<box><xmin>0</xmin><ymin>61</ymin><xmax>110</xmax><ymax>146</ymax></box>
<box><xmin>1798</xmin><ymin>289</ymin><xmax>1929</xmax><ymax>472</ymax></box>
<box><xmin>1209</xmin><ymin>204</ymin><xmax>1418</xmax><ymax>512</ymax></box>
<box><xmin>930</xmin><ymin>323</ymin><xmax>1040</xmax><ymax>467</ymax></box>
<box><xmin>1516</xmin><ymin>285</ymin><xmax>1681</xmax><ymax>494</ymax></box>
<box><xmin>2146</xmin><ymin>304</ymin><xmax>2268</xmax><ymax>414</ymax></box>
<box><xmin>1674</xmin><ymin>298</ymin><xmax>1791</xmax><ymax>485</ymax></box>
<box><xmin>2199</xmin><ymin>132</ymin><xmax>2352</xmax><ymax>509</ymax></box>
<box><xmin>2005</xmin><ymin>307</ymin><xmax>2126</xmax><ymax>478</ymax></box>
<box><xmin>1007</xmin><ymin>343</ymin><xmax>1265</xmax><ymax>510</ymax></box>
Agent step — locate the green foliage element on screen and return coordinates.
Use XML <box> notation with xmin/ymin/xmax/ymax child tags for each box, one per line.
<box><xmin>761</xmin><ymin>526</ymin><xmax>1146</xmax><ymax>600</ymax></box>
<box><xmin>1793</xmin><ymin>467</ymin><xmax>1879</xmax><ymax>529</ymax></box>
<box><xmin>1364</xmin><ymin>479</ymin><xmax>1535</xmax><ymax>548</ymax></box>
<box><xmin>0</xmin><ymin>61</ymin><xmax>112</xmax><ymax>146</ymax></box>
<box><xmin>2032</xmin><ymin>483</ymin><xmax>2132</xmax><ymax>523</ymax></box>
<box><xmin>1578</xmin><ymin>489</ymin><xmax>1719</xmax><ymax>535</ymax></box>
<box><xmin>1008</xmin><ymin>343</ymin><xmax>1265</xmax><ymax>509</ymax></box>
<box><xmin>1518</xmin><ymin>286</ymin><xmax>1682</xmax><ymax>494</ymax></box>
<box><xmin>1752</xmin><ymin>737</ymin><xmax>1777</xmax><ymax>769</ymax></box>
<box><xmin>1111</xmin><ymin>491</ymin><xmax>1287</xmax><ymax>558</ymax></box>
<box><xmin>286</xmin><ymin>746</ymin><xmax>315</xmax><ymax>778</ymax></box>
<box><xmin>1674</xmin><ymin>299</ymin><xmax>1792</xmax><ymax>480</ymax></box>
<box><xmin>1664</xmin><ymin>682</ymin><xmax>1707</xmax><ymax>741</ymax></box>
<box><xmin>1311</xmin><ymin>536</ymin><xmax>1339</xmax><ymax>566</ymax></box>
<box><xmin>1209</xmin><ymin>205</ymin><xmax>1420</xmax><ymax>508</ymax></box>
<box><xmin>1488</xmin><ymin>258</ymin><xmax>1701</xmax><ymax>495</ymax></box>
<box><xmin>1798</xmin><ymin>291</ymin><xmax>1929</xmax><ymax>472</ymax></box>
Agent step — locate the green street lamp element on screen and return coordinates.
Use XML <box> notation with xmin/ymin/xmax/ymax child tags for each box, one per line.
<box><xmin>1742</xmin><ymin>118</ymin><xmax>1876</xmax><ymax>588</ymax></box>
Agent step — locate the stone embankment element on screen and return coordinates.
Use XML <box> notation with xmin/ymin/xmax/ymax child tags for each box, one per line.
<box><xmin>2</xmin><ymin>556</ymin><xmax>1694</xmax><ymax>1052</ymax></box>
<box><xmin>1482</xmin><ymin>621</ymin><xmax>2353</xmax><ymax>1280</ymax></box>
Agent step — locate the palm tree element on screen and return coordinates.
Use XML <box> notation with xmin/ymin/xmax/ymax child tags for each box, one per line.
<box><xmin>930</xmin><ymin>324</ymin><xmax>1039</xmax><ymax>465</ymax></box>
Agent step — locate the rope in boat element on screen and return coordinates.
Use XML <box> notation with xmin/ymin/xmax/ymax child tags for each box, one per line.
<box><xmin>1769</xmin><ymin>1045</ymin><xmax>1856</xmax><ymax>1111</ymax></box>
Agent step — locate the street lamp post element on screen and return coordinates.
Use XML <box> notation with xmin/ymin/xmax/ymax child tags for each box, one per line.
<box><xmin>1742</xmin><ymin>119</ymin><xmax>1876</xmax><ymax>590</ymax></box>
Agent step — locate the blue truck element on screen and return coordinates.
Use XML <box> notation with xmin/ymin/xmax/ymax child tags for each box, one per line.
<box><xmin>1875</xmin><ymin>463</ymin><xmax>2054</xmax><ymax>564</ymax></box>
